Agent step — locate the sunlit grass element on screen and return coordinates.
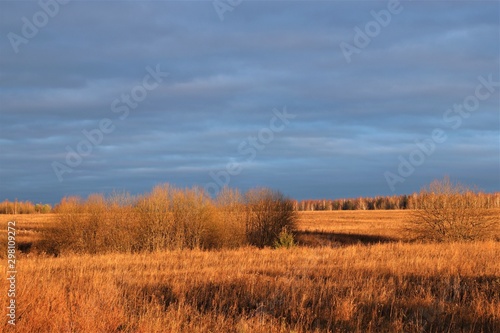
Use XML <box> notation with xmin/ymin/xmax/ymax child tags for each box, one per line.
<box><xmin>1</xmin><ymin>211</ymin><xmax>499</xmax><ymax>332</ymax></box>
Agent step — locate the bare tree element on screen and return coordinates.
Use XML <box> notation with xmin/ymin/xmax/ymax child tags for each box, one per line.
<box><xmin>407</xmin><ymin>177</ymin><xmax>499</xmax><ymax>242</ymax></box>
<box><xmin>245</xmin><ymin>188</ymin><xmax>297</xmax><ymax>247</ymax></box>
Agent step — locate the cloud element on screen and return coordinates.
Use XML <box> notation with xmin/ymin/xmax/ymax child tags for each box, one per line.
<box><xmin>0</xmin><ymin>0</ymin><xmax>498</xmax><ymax>203</ymax></box>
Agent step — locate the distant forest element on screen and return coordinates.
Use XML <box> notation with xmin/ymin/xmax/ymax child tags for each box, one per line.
<box><xmin>1</xmin><ymin>192</ymin><xmax>499</xmax><ymax>214</ymax></box>
<box><xmin>294</xmin><ymin>192</ymin><xmax>500</xmax><ymax>211</ymax></box>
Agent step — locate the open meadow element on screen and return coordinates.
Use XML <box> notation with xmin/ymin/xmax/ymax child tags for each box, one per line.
<box><xmin>1</xmin><ymin>210</ymin><xmax>500</xmax><ymax>332</ymax></box>
<box><xmin>3</xmin><ymin>1</ymin><xmax>499</xmax><ymax>332</ymax></box>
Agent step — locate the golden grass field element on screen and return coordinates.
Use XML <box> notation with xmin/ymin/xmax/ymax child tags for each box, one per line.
<box><xmin>1</xmin><ymin>211</ymin><xmax>500</xmax><ymax>332</ymax></box>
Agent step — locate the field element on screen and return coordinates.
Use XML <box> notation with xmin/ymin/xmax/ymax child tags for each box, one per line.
<box><xmin>1</xmin><ymin>211</ymin><xmax>500</xmax><ymax>332</ymax></box>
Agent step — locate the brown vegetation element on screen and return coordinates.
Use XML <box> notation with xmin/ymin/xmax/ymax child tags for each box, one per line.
<box><xmin>408</xmin><ymin>177</ymin><xmax>499</xmax><ymax>242</ymax></box>
<box><xmin>46</xmin><ymin>184</ymin><xmax>296</xmax><ymax>255</ymax></box>
<box><xmin>1</xmin><ymin>180</ymin><xmax>499</xmax><ymax>332</ymax></box>
<box><xmin>297</xmin><ymin>192</ymin><xmax>500</xmax><ymax>211</ymax></box>
<box><xmin>0</xmin><ymin>200</ymin><xmax>52</xmax><ymax>214</ymax></box>
<box><xmin>2</xmin><ymin>242</ymin><xmax>499</xmax><ymax>332</ymax></box>
<box><xmin>245</xmin><ymin>188</ymin><xmax>297</xmax><ymax>248</ymax></box>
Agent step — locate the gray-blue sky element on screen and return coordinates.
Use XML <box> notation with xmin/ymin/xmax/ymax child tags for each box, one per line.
<box><xmin>0</xmin><ymin>0</ymin><xmax>499</xmax><ymax>203</ymax></box>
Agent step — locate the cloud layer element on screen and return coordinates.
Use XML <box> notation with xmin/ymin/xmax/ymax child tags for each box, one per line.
<box><xmin>1</xmin><ymin>0</ymin><xmax>498</xmax><ymax>203</ymax></box>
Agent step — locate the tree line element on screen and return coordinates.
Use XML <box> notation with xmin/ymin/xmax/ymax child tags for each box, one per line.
<box><xmin>0</xmin><ymin>200</ymin><xmax>52</xmax><ymax>214</ymax></box>
<box><xmin>2</xmin><ymin>191</ymin><xmax>499</xmax><ymax>214</ymax></box>
<box><xmin>294</xmin><ymin>192</ymin><xmax>500</xmax><ymax>211</ymax></box>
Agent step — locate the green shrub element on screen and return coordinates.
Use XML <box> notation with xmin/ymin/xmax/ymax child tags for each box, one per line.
<box><xmin>274</xmin><ymin>228</ymin><xmax>296</xmax><ymax>249</ymax></box>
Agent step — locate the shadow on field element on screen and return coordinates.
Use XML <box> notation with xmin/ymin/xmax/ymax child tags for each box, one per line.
<box><xmin>295</xmin><ymin>230</ymin><xmax>398</xmax><ymax>247</ymax></box>
<box><xmin>118</xmin><ymin>272</ymin><xmax>500</xmax><ymax>332</ymax></box>
<box><xmin>18</xmin><ymin>242</ymin><xmax>33</xmax><ymax>253</ymax></box>
<box><xmin>354</xmin><ymin>273</ymin><xmax>500</xmax><ymax>332</ymax></box>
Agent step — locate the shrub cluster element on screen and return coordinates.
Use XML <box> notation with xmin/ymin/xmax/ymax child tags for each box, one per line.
<box><xmin>245</xmin><ymin>188</ymin><xmax>297</xmax><ymax>248</ymax></box>
<box><xmin>407</xmin><ymin>177</ymin><xmax>499</xmax><ymax>242</ymax></box>
<box><xmin>47</xmin><ymin>184</ymin><xmax>296</xmax><ymax>255</ymax></box>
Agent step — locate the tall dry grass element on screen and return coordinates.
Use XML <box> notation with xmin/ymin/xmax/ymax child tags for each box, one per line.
<box><xmin>2</xmin><ymin>242</ymin><xmax>499</xmax><ymax>332</ymax></box>
<box><xmin>2</xmin><ymin>185</ymin><xmax>499</xmax><ymax>333</ymax></box>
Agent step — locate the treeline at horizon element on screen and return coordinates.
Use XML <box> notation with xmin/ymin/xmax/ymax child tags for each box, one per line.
<box><xmin>296</xmin><ymin>192</ymin><xmax>500</xmax><ymax>211</ymax></box>
<box><xmin>1</xmin><ymin>190</ymin><xmax>499</xmax><ymax>214</ymax></box>
<box><xmin>0</xmin><ymin>200</ymin><xmax>52</xmax><ymax>214</ymax></box>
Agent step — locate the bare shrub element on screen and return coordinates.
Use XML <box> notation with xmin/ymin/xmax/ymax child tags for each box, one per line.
<box><xmin>46</xmin><ymin>184</ymin><xmax>298</xmax><ymax>254</ymax></box>
<box><xmin>245</xmin><ymin>188</ymin><xmax>297</xmax><ymax>247</ymax></box>
<box><xmin>135</xmin><ymin>184</ymin><xmax>176</xmax><ymax>251</ymax></box>
<box><xmin>101</xmin><ymin>192</ymin><xmax>141</xmax><ymax>253</ymax></box>
<box><xmin>48</xmin><ymin>194</ymin><xmax>107</xmax><ymax>254</ymax></box>
<box><xmin>48</xmin><ymin>193</ymin><xmax>141</xmax><ymax>255</ymax></box>
<box><xmin>171</xmin><ymin>187</ymin><xmax>217</xmax><ymax>250</ymax></box>
<box><xmin>407</xmin><ymin>177</ymin><xmax>499</xmax><ymax>242</ymax></box>
<box><xmin>136</xmin><ymin>184</ymin><xmax>219</xmax><ymax>251</ymax></box>
<box><xmin>210</xmin><ymin>187</ymin><xmax>247</xmax><ymax>249</ymax></box>
<box><xmin>49</xmin><ymin>196</ymin><xmax>85</xmax><ymax>254</ymax></box>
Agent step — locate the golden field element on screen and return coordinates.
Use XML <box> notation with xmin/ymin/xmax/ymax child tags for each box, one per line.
<box><xmin>1</xmin><ymin>211</ymin><xmax>500</xmax><ymax>332</ymax></box>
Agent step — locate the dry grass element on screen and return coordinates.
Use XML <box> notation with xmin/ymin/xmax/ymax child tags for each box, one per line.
<box><xmin>1</xmin><ymin>211</ymin><xmax>499</xmax><ymax>332</ymax></box>
<box><xmin>0</xmin><ymin>214</ymin><xmax>56</xmax><ymax>254</ymax></box>
<box><xmin>296</xmin><ymin>210</ymin><xmax>408</xmax><ymax>247</ymax></box>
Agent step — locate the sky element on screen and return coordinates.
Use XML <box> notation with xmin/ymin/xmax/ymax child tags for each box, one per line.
<box><xmin>0</xmin><ymin>0</ymin><xmax>499</xmax><ymax>204</ymax></box>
